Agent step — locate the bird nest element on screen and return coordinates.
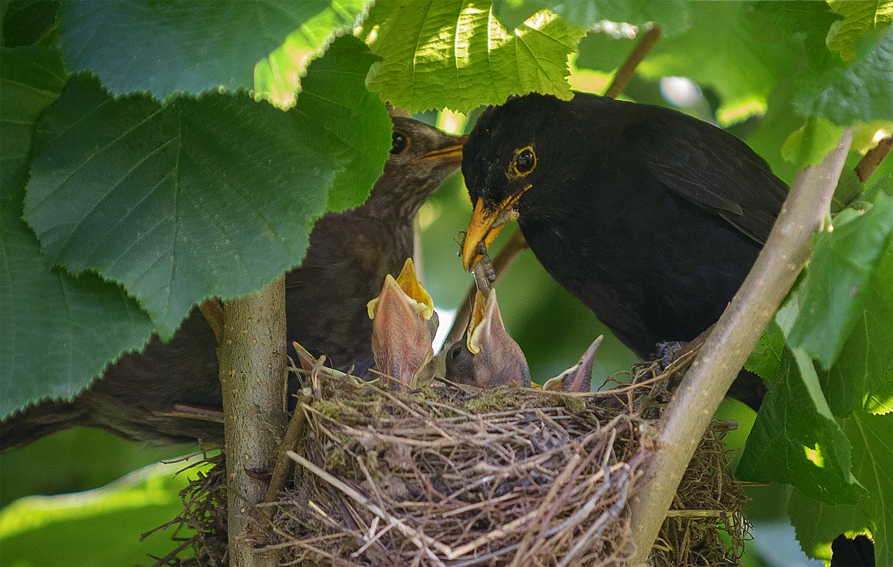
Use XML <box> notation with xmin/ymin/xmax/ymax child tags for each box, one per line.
<box><xmin>151</xmin><ymin>361</ymin><xmax>748</xmax><ymax>567</ymax></box>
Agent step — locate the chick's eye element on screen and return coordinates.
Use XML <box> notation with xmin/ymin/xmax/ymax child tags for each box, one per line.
<box><xmin>449</xmin><ymin>345</ymin><xmax>462</xmax><ymax>360</ymax></box>
<box><xmin>514</xmin><ymin>147</ymin><xmax>536</xmax><ymax>174</ymax></box>
<box><xmin>390</xmin><ymin>132</ymin><xmax>407</xmax><ymax>155</ymax></box>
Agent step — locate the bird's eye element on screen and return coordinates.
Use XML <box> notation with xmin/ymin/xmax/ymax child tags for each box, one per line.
<box><xmin>390</xmin><ymin>132</ymin><xmax>408</xmax><ymax>155</ymax></box>
<box><xmin>513</xmin><ymin>147</ymin><xmax>536</xmax><ymax>175</ymax></box>
<box><xmin>449</xmin><ymin>345</ymin><xmax>462</xmax><ymax>360</ymax></box>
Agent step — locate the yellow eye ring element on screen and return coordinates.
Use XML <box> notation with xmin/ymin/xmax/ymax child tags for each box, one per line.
<box><xmin>511</xmin><ymin>146</ymin><xmax>536</xmax><ymax>176</ymax></box>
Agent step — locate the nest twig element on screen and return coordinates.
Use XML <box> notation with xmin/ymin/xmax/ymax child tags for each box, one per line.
<box><xmin>154</xmin><ymin>360</ymin><xmax>747</xmax><ymax>567</ymax></box>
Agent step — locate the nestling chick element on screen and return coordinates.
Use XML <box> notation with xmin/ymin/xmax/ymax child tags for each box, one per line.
<box><xmin>368</xmin><ymin>258</ymin><xmax>439</xmax><ymax>389</ymax></box>
<box><xmin>444</xmin><ymin>289</ymin><xmax>530</xmax><ymax>389</ymax></box>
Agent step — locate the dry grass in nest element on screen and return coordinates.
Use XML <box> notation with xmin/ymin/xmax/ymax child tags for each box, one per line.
<box><xmin>154</xmin><ymin>360</ymin><xmax>748</xmax><ymax>567</ymax></box>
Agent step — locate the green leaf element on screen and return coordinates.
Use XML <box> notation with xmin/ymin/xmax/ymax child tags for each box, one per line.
<box><xmin>0</xmin><ymin>46</ymin><xmax>153</xmax><ymax>419</ymax></box>
<box><xmin>0</xmin><ymin>46</ymin><xmax>66</xmax><ymax>201</ymax></box>
<box><xmin>366</xmin><ymin>0</ymin><xmax>587</xmax><ymax>113</ymax></box>
<box><xmin>788</xmin><ymin>412</ymin><xmax>893</xmax><ymax>566</ymax></box>
<box><xmin>634</xmin><ymin>1</ymin><xmax>797</xmax><ymax>125</ymax></box>
<box><xmin>737</xmin><ymin>347</ymin><xmax>866</xmax><ymax>506</ymax></box>
<box><xmin>1</xmin><ymin>185</ymin><xmax>154</xmax><ymax>419</ymax></box>
<box><xmin>781</xmin><ymin>116</ymin><xmax>846</xmax><ymax>168</ymax></box>
<box><xmin>744</xmin><ymin>319</ymin><xmax>785</xmax><ymax>383</ymax></box>
<box><xmin>253</xmin><ymin>0</ymin><xmax>369</xmax><ymax>108</ymax></box>
<box><xmin>59</xmin><ymin>0</ymin><xmax>336</xmax><ymax>100</ymax></box>
<box><xmin>818</xmin><ymin>247</ymin><xmax>893</xmax><ymax>416</ymax></box>
<box><xmin>2</xmin><ymin>0</ymin><xmax>58</xmax><ymax>48</ymax></box>
<box><xmin>869</xmin><ymin>362</ymin><xmax>893</xmax><ymax>414</ymax></box>
<box><xmin>795</xmin><ymin>26</ymin><xmax>893</xmax><ymax>125</ymax></box>
<box><xmin>24</xmin><ymin>35</ymin><xmax>390</xmax><ymax>339</ymax></box>
<box><xmin>788</xmin><ymin>192</ymin><xmax>893</xmax><ymax>369</ymax></box>
<box><xmin>826</xmin><ymin>0</ymin><xmax>893</xmax><ymax>61</ymax></box>
<box><xmin>543</xmin><ymin>0</ymin><xmax>691</xmax><ymax>36</ymax></box>
<box><xmin>0</xmin><ymin>457</ymin><xmax>210</xmax><ymax>566</ymax></box>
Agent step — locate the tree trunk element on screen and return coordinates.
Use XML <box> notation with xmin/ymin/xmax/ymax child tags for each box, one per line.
<box><xmin>219</xmin><ymin>277</ymin><xmax>288</xmax><ymax>567</ymax></box>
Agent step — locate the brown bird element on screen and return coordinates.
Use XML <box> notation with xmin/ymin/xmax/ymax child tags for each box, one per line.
<box><xmin>444</xmin><ymin>289</ymin><xmax>531</xmax><ymax>389</ymax></box>
<box><xmin>542</xmin><ymin>336</ymin><xmax>603</xmax><ymax>393</ymax></box>
<box><xmin>367</xmin><ymin>258</ymin><xmax>438</xmax><ymax>389</ymax></box>
<box><xmin>1</xmin><ymin>116</ymin><xmax>466</xmax><ymax>451</ymax></box>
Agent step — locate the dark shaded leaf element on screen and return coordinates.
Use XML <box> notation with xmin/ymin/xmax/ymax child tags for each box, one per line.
<box><xmin>59</xmin><ymin>0</ymin><xmax>334</xmax><ymax>99</ymax></box>
<box><xmin>0</xmin><ymin>46</ymin><xmax>65</xmax><ymax>200</ymax></box>
<box><xmin>795</xmin><ymin>27</ymin><xmax>893</xmax><ymax>125</ymax></box>
<box><xmin>1</xmin><ymin>186</ymin><xmax>154</xmax><ymax>418</ymax></box>
<box><xmin>24</xmin><ymin>36</ymin><xmax>390</xmax><ymax>338</ymax></box>
<box><xmin>818</xmin><ymin>248</ymin><xmax>893</xmax><ymax>416</ymax></box>
<box><xmin>738</xmin><ymin>347</ymin><xmax>866</xmax><ymax>506</ymax></box>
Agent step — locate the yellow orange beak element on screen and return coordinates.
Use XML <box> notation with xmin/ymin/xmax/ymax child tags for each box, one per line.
<box><xmin>461</xmin><ymin>193</ymin><xmax>525</xmax><ymax>271</ymax></box>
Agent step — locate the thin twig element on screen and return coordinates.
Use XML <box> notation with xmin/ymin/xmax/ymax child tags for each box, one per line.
<box><xmin>287</xmin><ymin>451</ymin><xmax>454</xmax><ymax>561</ymax></box>
<box><xmin>604</xmin><ymin>25</ymin><xmax>663</xmax><ymax>99</ymax></box>
<box><xmin>265</xmin><ymin>393</ymin><xmax>311</xmax><ymax>502</ymax></box>
<box><xmin>855</xmin><ymin>134</ymin><xmax>892</xmax><ymax>182</ymax></box>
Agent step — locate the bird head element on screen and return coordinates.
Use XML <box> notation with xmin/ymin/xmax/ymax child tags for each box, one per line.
<box><xmin>542</xmin><ymin>335</ymin><xmax>603</xmax><ymax>393</ymax></box>
<box><xmin>460</xmin><ymin>93</ymin><xmax>560</xmax><ymax>270</ymax></box>
<box><xmin>370</xmin><ymin>116</ymin><xmax>468</xmax><ymax>220</ymax></box>
<box><xmin>444</xmin><ymin>288</ymin><xmax>531</xmax><ymax>389</ymax></box>
<box><xmin>367</xmin><ymin>258</ymin><xmax>438</xmax><ymax>389</ymax></box>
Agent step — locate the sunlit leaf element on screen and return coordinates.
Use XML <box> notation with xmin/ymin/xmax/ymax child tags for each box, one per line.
<box><xmin>826</xmin><ymin>0</ymin><xmax>893</xmax><ymax>60</ymax></box>
<box><xmin>788</xmin><ymin>192</ymin><xmax>893</xmax><ymax>369</ymax></box>
<box><xmin>367</xmin><ymin>0</ymin><xmax>586</xmax><ymax>112</ymax></box>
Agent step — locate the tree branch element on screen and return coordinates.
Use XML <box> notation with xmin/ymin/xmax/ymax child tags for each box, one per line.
<box><xmin>627</xmin><ymin>129</ymin><xmax>854</xmax><ymax>565</ymax></box>
<box><xmin>219</xmin><ymin>276</ymin><xmax>289</xmax><ymax>567</ymax></box>
<box><xmin>604</xmin><ymin>25</ymin><xmax>663</xmax><ymax>99</ymax></box>
<box><xmin>855</xmin><ymin>134</ymin><xmax>892</xmax><ymax>183</ymax></box>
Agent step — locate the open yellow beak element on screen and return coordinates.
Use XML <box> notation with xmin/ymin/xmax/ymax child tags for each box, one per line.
<box><xmin>461</xmin><ymin>193</ymin><xmax>524</xmax><ymax>271</ymax></box>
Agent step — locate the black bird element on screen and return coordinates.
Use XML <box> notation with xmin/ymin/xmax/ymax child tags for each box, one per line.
<box><xmin>444</xmin><ymin>289</ymin><xmax>531</xmax><ymax>389</ymax></box>
<box><xmin>1</xmin><ymin>117</ymin><xmax>466</xmax><ymax>451</ymax></box>
<box><xmin>461</xmin><ymin>92</ymin><xmax>787</xmax><ymax>409</ymax></box>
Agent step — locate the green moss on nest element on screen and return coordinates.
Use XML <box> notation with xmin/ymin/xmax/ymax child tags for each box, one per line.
<box><xmin>462</xmin><ymin>386</ymin><xmax>525</xmax><ymax>413</ymax></box>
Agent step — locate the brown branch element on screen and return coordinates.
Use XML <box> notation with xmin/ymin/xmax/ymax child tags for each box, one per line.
<box><xmin>855</xmin><ymin>134</ymin><xmax>892</xmax><ymax>183</ymax></box>
<box><xmin>219</xmin><ymin>276</ymin><xmax>289</xmax><ymax>567</ymax></box>
<box><xmin>199</xmin><ymin>298</ymin><xmax>225</xmax><ymax>343</ymax></box>
<box><xmin>265</xmin><ymin>393</ymin><xmax>311</xmax><ymax>503</ymax></box>
<box><xmin>627</xmin><ymin>129</ymin><xmax>854</xmax><ymax>565</ymax></box>
<box><xmin>604</xmin><ymin>25</ymin><xmax>663</xmax><ymax>100</ymax></box>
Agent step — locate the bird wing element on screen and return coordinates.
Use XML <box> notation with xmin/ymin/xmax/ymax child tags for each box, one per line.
<box><xmin>625</xmin><ymin>114</ymin><xmax>788</xmax><ymax>244</ymax></box>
